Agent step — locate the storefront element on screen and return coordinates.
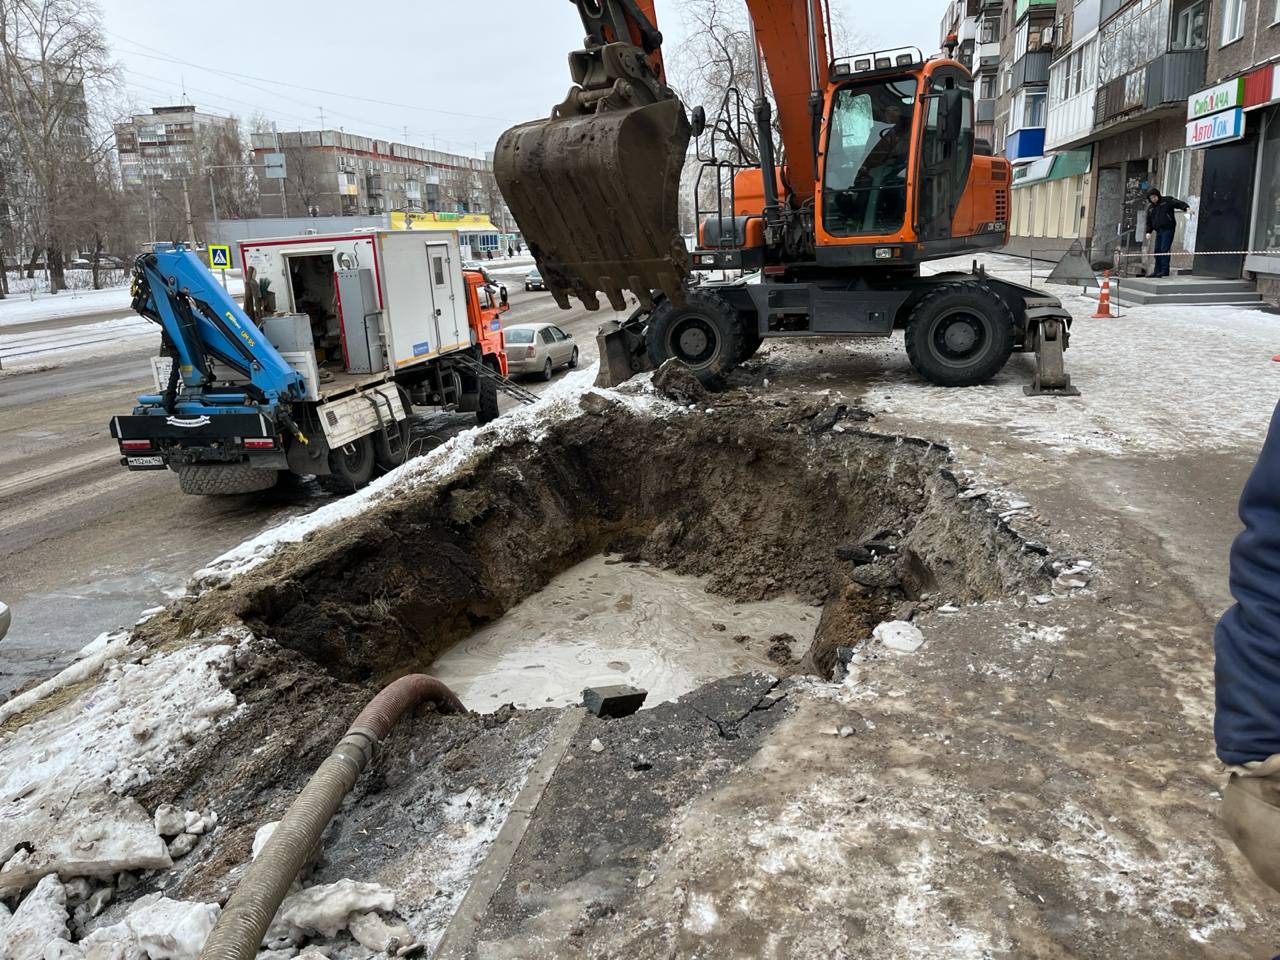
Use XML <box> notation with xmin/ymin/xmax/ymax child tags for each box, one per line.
<box><xmin>1005</xmin><ymin>147</ymin><xmax>1092</xmax><ymax>258</ymax></box>
<box><xmin>1186</xmin><ymin>64</ymin><xmax>1280</xmax><ymax>288</ymax></box>
<box><xmin>389</xmin><ymin>211</ymin><xmax>502</xmax><ymax>259</ymax></box>
<box><xmin>1245</xmin><ymin>67</ymin><xmax>1280</xmax><ymax>302</ymax></box>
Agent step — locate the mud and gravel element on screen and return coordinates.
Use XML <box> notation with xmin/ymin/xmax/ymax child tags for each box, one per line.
<box><xmin>108</xmin><ymin>388</ymin><xmax>1055</xmax><ymax>952</ymax></box>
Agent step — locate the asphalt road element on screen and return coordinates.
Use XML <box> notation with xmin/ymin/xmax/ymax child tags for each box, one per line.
<box><xmin>0</xmin><ymin>283</ymin><xmax>618</xmax><ymax>697</ymax></box>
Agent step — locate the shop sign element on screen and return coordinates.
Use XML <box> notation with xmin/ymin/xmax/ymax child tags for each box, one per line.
<box><xmin>1187</xmin><ymin>77</ymin><xmax>1245</xmax><ymax>120</ymax></box>
<box><xmin>1185</xmin><ymin>107</ymin><xmax>1244</xmax><ymax>147</ymax></box>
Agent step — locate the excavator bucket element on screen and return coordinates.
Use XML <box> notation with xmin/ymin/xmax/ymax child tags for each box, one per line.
<box><xmin>494</xmin><ymin>97</ymin><xmax>691</xmax><ymax>314</ymax></box>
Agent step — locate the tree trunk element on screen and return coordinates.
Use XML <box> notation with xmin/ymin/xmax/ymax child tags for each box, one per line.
<box><xmin>91</xmin><ymin>232</ymin><xmax>103</xmax><ymax>290</ymax></box>
<box><xmin>25</xmin><ymin>247</ymin><xmax>40</xmax><ymax>279</ymax></box>
<box><xmin>47</xmin><ymin>244</ymin><xmax>66</xmax><ymax>293</ymax></box>
<box><xmin>0</xmin><ymin>246</ymin><xmax>8</xmax><ymax>298</ymax></box>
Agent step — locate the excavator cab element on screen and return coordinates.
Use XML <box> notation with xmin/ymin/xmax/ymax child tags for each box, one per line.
<box><xmin>493</xmin><ymin>1</ymin><xmax>692</xmax><ymax>314</ymax></box>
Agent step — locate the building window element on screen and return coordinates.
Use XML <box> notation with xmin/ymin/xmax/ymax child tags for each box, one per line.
<box><xmin>1171</xmin><ymin>0</ymin><xmax>1207</xmax><ymax>48</ymax></box>
<box><xmin>1220</xmin><ymin>0</ymin><xmax>1245</xmax><ymax>44</ymax></box>
<box><xmin>1163</xmin><ymin>148</ymin><xmax>1190</xmax><ymax>200</ymax></box>
<box><xmin>980</xmin><ymin>16</ymin><xmax>999</xmax><ymax>42</ymax></box>
<box><xmin>1255</xmin><ymin>112</ymin><xmax>1280</xmax><ymax>252</ymax></box>
<box><xmin>980</xmin><ymin>74</ymin><xmax>997</xmax><ymax>99</ymax></box>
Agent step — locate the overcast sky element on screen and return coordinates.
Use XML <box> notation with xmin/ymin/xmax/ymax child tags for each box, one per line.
<box><xmin>97</xmin><ymin>0</ymin><xmax>944</xmax><ymax>158</ymax></box>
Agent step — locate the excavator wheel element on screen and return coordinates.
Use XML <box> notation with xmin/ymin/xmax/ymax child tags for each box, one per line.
<box><xmin>738</xmin><ymin>313</ymin><xmax>764</xmax><ymax>363</ymax></box>
<box><xmin>904</xmin><ymin>282</ymin><xmax>1015</xmax><ymax>387</ymax></box>
<box><xmin>645</xmin><ymin>290</ymin><xmax>744</xmax><ymax>389</ymax></box>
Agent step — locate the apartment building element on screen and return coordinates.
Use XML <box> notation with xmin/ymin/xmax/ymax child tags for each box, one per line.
<box><xmin>114</xmin><ymin>105</ymin><xmax>240</xmax><ymax>186</ymax></box>
<box><xmin>250</xmin><ymin>130</ymin><xmax>513</xmax><ymax>249</ymax></box>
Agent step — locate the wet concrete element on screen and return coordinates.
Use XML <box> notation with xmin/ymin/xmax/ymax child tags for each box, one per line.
<box><xmin>430</xmin><ymin>555</ymin><xmax>819</xmax><ymax>710</ymax></box>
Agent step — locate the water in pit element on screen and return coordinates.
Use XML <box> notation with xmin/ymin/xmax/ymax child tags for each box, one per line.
<box><xmin>430</xmin><ymin>555</ymin><xmax>820</xmax><ymax>710</ymax></box>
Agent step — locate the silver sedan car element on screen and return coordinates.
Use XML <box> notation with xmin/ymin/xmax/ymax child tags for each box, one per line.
<box><xmin>504</xmin><ymin>322</ymin><xmax>579</xmax><ymax>381</ymax></box>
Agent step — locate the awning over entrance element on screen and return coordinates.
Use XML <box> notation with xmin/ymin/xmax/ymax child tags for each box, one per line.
<box><xmin>1011</xmin><ymin>148</ymin><xmax>1092</xmax><ymax>188</ymax></box>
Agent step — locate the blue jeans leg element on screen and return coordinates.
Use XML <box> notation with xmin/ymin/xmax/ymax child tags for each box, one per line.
<box><xmin>1154</xmin><ymin>228</ymin><xmax>1175</xmax><ymax>277</ymax></box>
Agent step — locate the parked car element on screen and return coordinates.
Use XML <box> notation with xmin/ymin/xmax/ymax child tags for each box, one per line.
<box><xmin>504</xmin><ymin>322</ymin><xmax>578</xmax><ymax>381</ymax></box>
<box><xmin>525</xmin><ymin>267</ymin><xmax>545</xmax><ymax>291</ymax></box>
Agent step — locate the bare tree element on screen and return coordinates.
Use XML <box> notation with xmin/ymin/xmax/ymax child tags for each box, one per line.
<box><xmin>281</xmin><ymin>145</ymin><xmax>331</xmax><ymax>217</ymax></box>
<box><xmin>0</xmin><ymin>0</ymin><xmax>117</xmax><ymax>293</ymax></box>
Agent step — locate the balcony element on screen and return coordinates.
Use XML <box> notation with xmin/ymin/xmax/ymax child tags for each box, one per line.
<box><xmin>1015</xmin><ymin>0</ymin><xmax>1056</xmax><ymax>18</ymax></box>
<box><xmin>978</xmin><ymin>54</ymin><xmax>1000</xmax><ymax>72</ymax></box>
<box><xmin>1012</xmin><ymin>50</ymin><xmax>1051</xmax><ymax>88</ymax></box>
<box><xmin>1006</xmin><ymin>127</ymin><xmax>1047</xmax><ymax>161</ymax></box>
<box><xmin>1144</xmin><ymin>48</ymin><xmax>1206</xmax><ymax>109</ymax></box>
<box><xmin>365</xmin><ymin>174</ymin><xmax>383</xmax><ymax>196</ymax></box>
<box><xmin>977</xmin><ymin>98</ymin><xmax>997</xmax><ymax>122</ymax></box>
<box><xmin>1094</xmin><ymin>48</ymin><xmax>1205</xmax><ymax>127</ymax></box>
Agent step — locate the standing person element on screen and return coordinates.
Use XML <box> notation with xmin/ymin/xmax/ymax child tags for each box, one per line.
<box><xmin>516</xmin><ymin>241</ymin><xmax>522</xmax><ymax>254</ymax></box>
<box><xmin>1145</xmin><ymin>188</ymin><xmax>1190</xmax><ymax>278</ymax></box>
<box><xmin>1216</xmin><ymin>400</ymin><xmax>1280</xmax><ymax>894</ymax></box>
<box><xmin>507</xmin><ymin>244</ymin><xmax>514</xmax><ymax>258</ymax></box>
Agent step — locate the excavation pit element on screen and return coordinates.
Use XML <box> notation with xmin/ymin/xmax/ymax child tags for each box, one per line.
<box><xmin>174</xmin><ymin>389</ymin><xmax>1052</xmax><ymax>699</ymax></box>
<box><xmin>429</xmin><ymin>554</ymin><xmax>820</xmax><ymax>709</ymax></box>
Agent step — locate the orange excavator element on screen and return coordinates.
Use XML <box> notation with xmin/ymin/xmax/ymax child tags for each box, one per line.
<box><xmin>495</xmin><ymin>0</ymin><xmax>1077</xmax><ymax>396</ymax></box>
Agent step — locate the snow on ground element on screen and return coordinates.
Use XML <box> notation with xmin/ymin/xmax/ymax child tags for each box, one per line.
<box><xmin>0</xmin><ymin>273</ymin><xmax>243</xmax><ymax>327</ymax></box>
<box><xmin>0</xmin><ymin>630</ymin><xmax>242</xmax><ymax>895</ymax></box>
<box><xmin>0</xmin><ymin>314</ymin><xmax>159</xmax><ymax>370</ymax></box>
<box><xmin>192</xmin><ymin>366</ymin><xmax>678</xmax><ymax>589</ymax></box>
<box><xmin>779</xmin><ymin>253</ymin><xmax>1280</xmax><ymax>457</ymax></box>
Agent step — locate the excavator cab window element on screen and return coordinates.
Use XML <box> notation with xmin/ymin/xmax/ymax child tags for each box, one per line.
<box><xmin>822</xmin><ymin>78</ymin><xmax>919</xmax><ymax>237</ymax></box>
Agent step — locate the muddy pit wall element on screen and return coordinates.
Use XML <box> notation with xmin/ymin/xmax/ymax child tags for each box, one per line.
<box><xmin>148</xmin><ymin>397</ymin><xmax>1050</xmax><ymax>686</ymax></box>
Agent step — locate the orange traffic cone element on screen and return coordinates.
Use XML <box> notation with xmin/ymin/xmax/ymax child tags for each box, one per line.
<box><xmin>1092</xmin><ymin>270</ymin><xmax>1113</xmax><ymax>318</ymax></box>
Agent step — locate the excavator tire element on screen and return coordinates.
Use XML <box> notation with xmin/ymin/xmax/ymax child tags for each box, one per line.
<box><xmin>645</xmin><ymin>290</ymin><xmax>744</xmax><ymax>389</ymax></box>
<box><xmin>177</xmin><ymin>463</ymin><xmax>278</xmax><ymax>496</ymax></box>
<box><xmin>904</xmin><ymin>282</ymin><xmax>1014</xmax><ymax>387</ymax></box>
<box><xmin>324</xmin><ymin>434</ymin><xmax>376</xmax><ymax>493</ymax></box>
<box><xmin>738</xmin><ymin>313</ymin><xmax>764</xmax><ymax>363</ymax></box>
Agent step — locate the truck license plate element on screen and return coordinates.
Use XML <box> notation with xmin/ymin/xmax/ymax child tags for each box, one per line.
<box><xmin>126</xmin><ymin>455</ymin><xmax>165</xmax><ymax>468</ymax></box>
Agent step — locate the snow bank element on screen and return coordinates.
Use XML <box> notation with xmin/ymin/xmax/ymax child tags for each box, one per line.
<box><xmin>193</xmin><ymin>366</ymin><xmax>680</xmax><ymax>588</ymax></box>
<box><xmin>0</xmin><ymin>275</ymin><xmax>243</xmax><ymax>327</ymax></box>
<box><xmin>0</xmin><ymin>634</ymin><xmax>243</xmax><ymax>897</ymax></box>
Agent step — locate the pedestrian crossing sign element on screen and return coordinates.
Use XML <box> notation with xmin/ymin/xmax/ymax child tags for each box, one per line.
<box><xmin>208</xmin><ymin>245</ymin><xmax>232</xmax><ymax>270</ymax></box>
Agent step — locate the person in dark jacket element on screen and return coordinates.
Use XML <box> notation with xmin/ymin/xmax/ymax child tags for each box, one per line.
<box><xmin>1145</xmin><ymin>188</ymin><xmax>1190</xmax><ymax>278</ymax></box>
<box><xmin>1216</xmin><ymin>401</ymin><xmax>1280</xmax><ymax>894</ymax></box>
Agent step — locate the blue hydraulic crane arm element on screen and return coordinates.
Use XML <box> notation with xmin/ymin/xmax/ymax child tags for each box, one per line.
<box><xmin>131</xmin><ymin>244</ymin><xmax>307</xmax><ymax>406</ymax></box>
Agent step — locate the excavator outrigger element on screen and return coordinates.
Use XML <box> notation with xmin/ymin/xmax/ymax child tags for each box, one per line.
<box><xmin>495</xmin><ymin>0</ymin><xmax>1078</xmax><ymax>397</ymax></box>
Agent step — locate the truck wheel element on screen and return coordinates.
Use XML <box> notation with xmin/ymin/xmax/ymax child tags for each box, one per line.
<box><xmin>177</xmin><ymin>463</ymin><xmax>278</xmax><ymax>496</ymax></box>
<box><xmin>904</xmin><ymin>282</ymin><xmax>1014</xmax><ymax>387</ymax></box>
<box><xmin>326</xmin><ymin>435</ymin><xmax>376</xmax><ymax>492</ymax></box>
<box><xmin>374</xmin><ymin>388</ymin><xmax>413</xmax><ymax>471</ymax></box>
<box><xmin>645</xmin><ymin>289</ymin><xmax>743</xmax><ymax>388</ymax></box>
<box><xmin>477</xmin><ymin>374</ymin><xmax>500</xmax><ymax>425</ymax></box>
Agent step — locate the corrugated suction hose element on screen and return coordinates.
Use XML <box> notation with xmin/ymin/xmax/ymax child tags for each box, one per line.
<box><xmin>200</xmin><ymin>674</ymin><xmax>466</xmax><ymax>960</ymax></box>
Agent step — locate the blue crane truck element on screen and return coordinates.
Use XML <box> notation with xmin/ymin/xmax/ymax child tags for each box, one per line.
<box><xmin>109</xmin><ymin>232</ymin><xmax>519</xmax><ymax>495</ymax></box>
